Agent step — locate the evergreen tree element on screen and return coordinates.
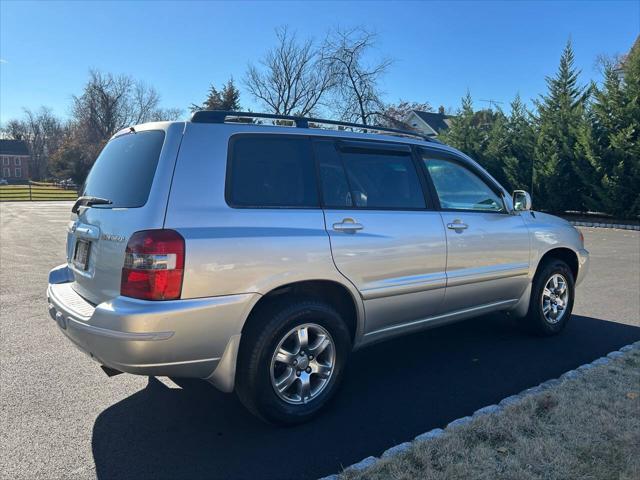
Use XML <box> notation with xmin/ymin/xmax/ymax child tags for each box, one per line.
<box><xmin>533</xmin><ymin>40</ymin><xmax>594</xmax><ymax>212</ymax></box>
<box><xmin>440</xmin><ymin>92</ymin><xmax>511</xmax><ymax>189</ymax></box>
<box><xmin>578</xmin><ymin>37</ymin><xmax>640</xmax><ymax>218</ymax></box>
<box><xmin>503</xmin><ymin>94</ymin><xmax>536</xmax><ymax>192</ymax></box>
<box><xmin>220</xmin><ymin>78</ymin><xmax>241</xmax><ymax>111</ymax></box>
<box><xmin>439</xmin><ymin>92</ymin><xmax>483</xmax><ymax>156</ymax></box>
<box><xmin>199</xmin><ymin>84</ymin><xmax>222</xmax><ymax>111</ymax></box>
<box><xmin>435</xmin><ymin>39</ymin><xmax>637</xmax><ymax>218</ymax></box>
<box><xmin>191</xmin><ymin>78</ymin><xmax>241</xmax><ymax>112</ymax></box>
<box><xmin>483</xmin><ymin>108</ymin><xmax>511</xmax><ymax>189</ymax></box>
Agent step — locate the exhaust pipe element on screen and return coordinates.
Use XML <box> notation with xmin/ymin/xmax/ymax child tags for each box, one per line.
<box><xmin>100</xmin><ymin>365</ymin><xmax>124</xmax><ymax>377</ymax></box>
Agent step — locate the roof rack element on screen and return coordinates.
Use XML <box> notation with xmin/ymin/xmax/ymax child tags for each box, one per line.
<box><xmin>190</xmin><ymin>110</ymin><xmax>439</xmax><ymax>142</ymax></box>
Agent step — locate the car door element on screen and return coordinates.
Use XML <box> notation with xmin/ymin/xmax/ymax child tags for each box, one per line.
<box><xmin>315</xmin><ymin>139</ymin><xmax>447</xmax><ymax>336</ymax></box>
<box><xmin>418</xmin><ymin>147</ymin><xmax>531</xmax><ymax>313</ymax></box>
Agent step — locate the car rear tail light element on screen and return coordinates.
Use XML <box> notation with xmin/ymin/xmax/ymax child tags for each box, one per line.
<box><xmin>121</xmin><ymin>229</ymin><xmax>185</xmax><ymax>300</ymax></box>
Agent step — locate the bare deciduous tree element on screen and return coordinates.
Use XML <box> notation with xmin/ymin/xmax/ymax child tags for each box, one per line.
<box><xmin>245</xmin><ymin>27</ymin><xmax>335</xmax><ymax>116</ymax></box>
<box><xmin>152</xmin><ymin>107</ymin><xmax>183</xmax><ymax>122</ymax></box>
<box><xmin>2</xmin><ymin>119</ymin><xmax>28</xmax><ymax>141</ymax></box>
<box><xmin>321</xmin><ymin>28</ymin><xmax>392</xmax><ymax>125</ymax></box>
<box><xmin>43</xmin><ymin>70</ymin><xmax>182</xmax><ymax>183</ymax></box>
<box><xmin>72</xmin><ymin>70</ymin><xmax>182</xmax><ymax>146</ymax></box>
<box><xmin>1</xmin><ymin>107</ymin><xmax>64</xmax><ymax>179</ymax></box>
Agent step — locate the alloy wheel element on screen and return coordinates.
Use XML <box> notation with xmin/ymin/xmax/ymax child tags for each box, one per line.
<box><xmin>541</xmin><ymin>273</ymin><xmax>570</xmax><ymax>324</ymax></box>
<box><xmin>270</xmin><ymin>323</ymin><xmax>336</xmax><ymax>404</ymax></box>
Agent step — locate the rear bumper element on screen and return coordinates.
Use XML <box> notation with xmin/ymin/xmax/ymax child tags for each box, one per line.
<box><xmin>47</xmin><ymin>265</ymin><xmax>258</xmax><ymax>391</ymax></box>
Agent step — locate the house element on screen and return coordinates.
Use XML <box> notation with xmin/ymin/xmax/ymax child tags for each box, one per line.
<box><xmin>0</xmin><ymin>140</ymin><xmax>30</xmax><ymax>181</ymax></box>
<box><xmin>403</xmin><ymin>110</ymin><xmax>453</xmax><ymax>137</ymax></box>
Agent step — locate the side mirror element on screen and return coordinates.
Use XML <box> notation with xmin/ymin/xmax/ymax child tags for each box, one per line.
<box><xmin>512</xmin><ymin>190</ymin><xmax>532</xmax><ymax>211</ymax></box>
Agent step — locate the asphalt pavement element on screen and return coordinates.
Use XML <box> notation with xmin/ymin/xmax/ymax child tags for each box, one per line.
<box><xmin>1</xmin><ymin>202</ymin><xmax>639</xmax><ymax>480</ymax></box>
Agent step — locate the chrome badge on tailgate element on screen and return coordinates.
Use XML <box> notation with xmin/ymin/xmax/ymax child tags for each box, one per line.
<box><xmin>100</xmin><ymin>233</ymin><xmax>125</xmax><ymax>243</ymax></box>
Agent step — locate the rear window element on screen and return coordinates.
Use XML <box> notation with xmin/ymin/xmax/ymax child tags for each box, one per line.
<box><xmin>339</xmin><ymin>150</ymin><xmax>425</xmax><ymax>209</ymax></box>
<box><xmin>81</xmin><ymin>130</ymin><xmax>165</xmax><ymax>208</ymax></box>
<box><xmin>314</xmin><ymin>140</ymin><xmax>352</xmax><ymax>208</ymax></box>
<box><xmin>227</xmin><ymin>135</ymin><xmax>318</xmax><ymax>208</ymax></box>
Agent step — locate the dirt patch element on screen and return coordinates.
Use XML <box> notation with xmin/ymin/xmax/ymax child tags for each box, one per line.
<box><xmin>340</xmin><ymin>348</ymin><xmax>640</xmax><ymax>480</ymax></box>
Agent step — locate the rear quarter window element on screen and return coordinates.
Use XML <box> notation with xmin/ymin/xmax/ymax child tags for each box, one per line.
<box><xmin>81</xmin><ymin>130</ymin><xmax>165</xmax><ymax>208</ymax></box>
<box><xmin>227</xmin><ymin>135</ymin><xmax>319</xmax><ymax>208</ymax></box>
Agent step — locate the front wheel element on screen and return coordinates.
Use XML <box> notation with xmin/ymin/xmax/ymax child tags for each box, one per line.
<box><xmin>525</xmin><ymin>260</ymin><xmax>575</xmax><ymax>336</ymax></box>
<box><xmin>236</xmin><ymin>300</ymin><xmax>351</xmax><ymax>425</ymax></box>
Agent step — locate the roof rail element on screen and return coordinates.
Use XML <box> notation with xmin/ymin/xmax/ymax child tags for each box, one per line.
<box><xmin>190</xmin><ymin>110</ymin><xmax>439</xmax><ymax>142</ymax></box>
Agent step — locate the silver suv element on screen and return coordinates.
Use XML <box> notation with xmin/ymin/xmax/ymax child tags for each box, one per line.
<box><xmin>47</xmin><ymin>111</ymin><xmax>589</xmax><ymax>424</ymax></box>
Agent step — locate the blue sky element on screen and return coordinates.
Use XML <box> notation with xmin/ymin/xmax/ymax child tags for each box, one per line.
<box><xmin>1</xmin><ymin>1</ymin><xmax>638</xmax><ymax>123</ymax></box>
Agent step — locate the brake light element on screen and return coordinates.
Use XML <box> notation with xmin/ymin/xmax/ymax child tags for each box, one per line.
<box><xmin>120</xmin><ymin>229</ymin><xmax>185</xmax><ymax>300</ymax></box>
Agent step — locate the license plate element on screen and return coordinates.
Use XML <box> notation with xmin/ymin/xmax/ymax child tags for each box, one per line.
<box><xmin>73</xmin><ymin>239</ymin><xmax>91</xmax><ymax>271</ymax></box>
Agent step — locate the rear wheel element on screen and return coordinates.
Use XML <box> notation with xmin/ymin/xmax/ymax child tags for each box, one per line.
<box><xmin>236</xmin><ymin>300</ymin><xmax>350</xmax><ymax>425</ymax></box>
<box><xmin>525</xmin><ymin>259</ymin><xmax>575</xmax><ymax>336</ymax></box>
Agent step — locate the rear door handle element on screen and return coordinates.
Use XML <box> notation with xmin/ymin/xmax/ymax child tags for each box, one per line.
<box><xmin>333</xmin><ymin>218</ymin><xmax>363</xmax><ymax>233</ymax></box>
<box><xmin>447</xmin><ymin>222</ymin><xmax>468</xmax><ymax>230</ymax></box>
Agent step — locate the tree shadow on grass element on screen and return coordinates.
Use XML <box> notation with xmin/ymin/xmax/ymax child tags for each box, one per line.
<box><xmin>92</xmin><ymin>314</ymin><xmax>640</xmax><ymax>480</ymax></box>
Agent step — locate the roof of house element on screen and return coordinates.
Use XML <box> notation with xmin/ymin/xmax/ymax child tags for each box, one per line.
<box><xmin>0</xmin><ymin>139</ymin><xmax>29</xmax><ymax>156</ymax></box>
<box><xmin>412</xmin><ymin>111</ymin><xmax>452</xmax><ymax>133</ymax></box>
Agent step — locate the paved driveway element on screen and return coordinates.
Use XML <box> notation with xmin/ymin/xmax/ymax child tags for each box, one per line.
<box><xmin>1</xmin><ymin>202</ymin><xmax>639</xmax><ymax>480</ymax></box>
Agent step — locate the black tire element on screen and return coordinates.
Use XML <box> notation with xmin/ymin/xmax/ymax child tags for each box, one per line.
<box><xmin>525</xmin><ymin>259</ymin><xmax>575</xmax><ymax>336</ymax></box>
<box><xmin>235</xmin><ymin>299</ymin><xmax>351</xmax><ymax>425</ymax></box>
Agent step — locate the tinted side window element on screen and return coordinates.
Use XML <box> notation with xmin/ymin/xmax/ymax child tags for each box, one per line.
<box><xmin>421</xmin><ymin>154</ymin><xmax>505</xmax><ymax>212</ymax></box>
<box><xmin>340</xmin><ymin>149</ymin><xmax>425</xmax><ymax>209</ymax></box>
<box><xmin>314</xmin><ymin>140</ymin><xmax>352</xmax><ymax>208</ymax></box>
<box><xmin>228</xmin><ymin>136</ymin><xmax>318</xmax><ymax>208</ymax></box>
<box><xmin>82</xmin><ymin>130</ymin><xmax>165</xmax><ymax>208</ymax></box>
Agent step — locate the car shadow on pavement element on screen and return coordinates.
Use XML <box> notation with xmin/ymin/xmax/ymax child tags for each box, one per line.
<box><xmin>91</xmin><ymin>314</ymin><xmax>640</xmax><ymax>480</ymax></box>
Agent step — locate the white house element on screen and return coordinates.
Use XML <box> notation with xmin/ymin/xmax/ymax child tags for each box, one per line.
<box><xmin>402</xmin><ymin>110</ymin><xmax>453</xmax><ymax>137</ymax></box>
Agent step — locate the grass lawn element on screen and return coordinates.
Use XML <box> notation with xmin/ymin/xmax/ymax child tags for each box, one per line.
<box><xmin>340</xmin><ymin>347</ymin><xmax>640</xmax><ymax>480</ymax></box>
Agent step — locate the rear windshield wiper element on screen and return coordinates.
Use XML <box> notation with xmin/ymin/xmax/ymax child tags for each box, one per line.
<box><xmin>72</xmin><ymin>196</ymin><xmax>113</xmax><ymax>214</ymax></box>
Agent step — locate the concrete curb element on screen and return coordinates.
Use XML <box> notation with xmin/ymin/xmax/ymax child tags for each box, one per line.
<box><xmin>569</xmin><ymin>221</ymin><xmax>640</xmax><ymax>231</ymax></box>
<box><xmin>321</xmin><ymin>340</ymin><xmax>640</xmax><ymax>480</ymax></box>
